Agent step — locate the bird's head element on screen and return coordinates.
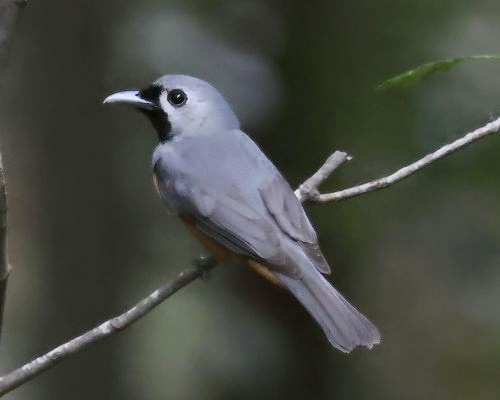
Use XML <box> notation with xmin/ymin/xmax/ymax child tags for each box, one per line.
<box><xmin>104</xmin><ymin>74</ymin><xmax>240</xmax><ymax>142</ymax></box>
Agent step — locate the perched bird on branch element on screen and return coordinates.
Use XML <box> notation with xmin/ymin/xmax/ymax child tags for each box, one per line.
<box><xmin>104</xmin><ymin>75</ymin><xmax>380</xmax><ymax>352</ymax></box>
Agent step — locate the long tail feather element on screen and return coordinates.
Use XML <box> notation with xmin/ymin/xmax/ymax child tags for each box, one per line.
<box><xmin>277</xmin><ymin>267</ymin><xmax>380</xmax><ymax>352</ymax></box>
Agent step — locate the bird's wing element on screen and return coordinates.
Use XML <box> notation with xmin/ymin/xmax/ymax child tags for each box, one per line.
<box><xmin>258</xmin><ymin>168</ymin><xmax>331</xmax><ymax>274</ymax></box>
<box><xmin>180</xmin><ymin>184</ymin><xmax>301</xmax><ymax>277</ymax></box>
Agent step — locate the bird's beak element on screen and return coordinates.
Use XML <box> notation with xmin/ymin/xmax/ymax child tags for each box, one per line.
<box><xmin>103</xmin><ymin>90</ymin><xmax>157</xmax><ymax>109</ymax></box>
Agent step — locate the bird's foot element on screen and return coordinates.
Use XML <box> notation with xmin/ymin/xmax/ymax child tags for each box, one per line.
<box><xmin>193</xmin><ymin>255</ymin><xmax>217</xmax><ymax>280</ymax></box>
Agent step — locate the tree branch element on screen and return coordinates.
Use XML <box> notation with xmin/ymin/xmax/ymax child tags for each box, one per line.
<box><xmin>294</xmin><ymin>151</ymin><xmax>352</xmax><ymax>202</ymax></box>
<box><xmin>0</xmin><ymin>0</ymin><xmax>27</xmax><ymax>341</ymax></box>
<box><xmin>300</xmin><ymin>116</ymin><xmax>500</xmax><ymax>203</ymax></box>
<box><xmin>0</xmin><ymin>111</ymin><xmax>498</xmax><ymax>395</ymax></box>
<box><xmin>0</xmin><ymin>155</ymin><xmax>9</xmax><ymax>340</ymax></box>
<box><xmin>0</xmin><ymin>257</ymin><xmax>216</xmax><ymax>396</ymax></box>
<box><xmin>0</xmin><ymin>0</ymin><xmax>26</xmax><ymax>72</ymax></box>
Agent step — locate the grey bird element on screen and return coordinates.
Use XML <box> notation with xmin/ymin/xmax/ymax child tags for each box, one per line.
<box><xmin>104</xmin><ymin>74</ymin><xmax>380</xmax><ymax>352</ymax></box>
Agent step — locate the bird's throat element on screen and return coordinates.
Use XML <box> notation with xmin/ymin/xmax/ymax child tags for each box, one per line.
<box><xmin>138</xmin><ymin>108</ymin><xmax>172</xmax><ymax>142</ymax></box>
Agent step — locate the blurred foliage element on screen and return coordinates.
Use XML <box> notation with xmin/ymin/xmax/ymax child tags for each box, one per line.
<box><xmin>0</xmin><ymin>1</ymin><xmax>499</xmax><ymax>400</ymax></box>
<box><xmin>377</xmin><ymin>54</ymin><xmax>500</xmax><ymax>90</ymax></box>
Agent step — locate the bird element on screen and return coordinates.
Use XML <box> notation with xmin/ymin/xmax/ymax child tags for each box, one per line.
<box><xmin>104</xmin><ymin>74</ymin><xmax>380</xmax><ymax>352</ymax></box>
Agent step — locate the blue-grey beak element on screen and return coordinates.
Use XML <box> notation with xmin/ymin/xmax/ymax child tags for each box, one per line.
<box><xmin>103</xmin><ymin>90</ymin><xmax>156</xmax><ymax>109</ymax></box>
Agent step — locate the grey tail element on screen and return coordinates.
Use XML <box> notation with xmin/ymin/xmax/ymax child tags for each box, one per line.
<box><xmin>277</xmin><ymin>267</ymin><xmax>380</xmax><ymax>352</ymax></box>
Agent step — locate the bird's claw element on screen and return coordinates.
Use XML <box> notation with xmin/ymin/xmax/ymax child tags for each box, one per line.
<box><xmin>193</xmin><ymin>255</ymin><xmax>216</xmax><ymax>280</ymax></box>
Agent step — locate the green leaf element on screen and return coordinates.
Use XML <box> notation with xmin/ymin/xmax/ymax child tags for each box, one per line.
<box><xmin>376</xmin><ymin>54</ymin><xmax>500</xmax><ymax>91</ymax></box>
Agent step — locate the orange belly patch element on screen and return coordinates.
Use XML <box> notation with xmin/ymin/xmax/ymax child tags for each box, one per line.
<box><xmin>153</xmin><ymin>174</ymin><xmax>160</xmax><ymax>195</ymax></box>
<box><xmin>247</xmin><ymin>259</ymin><xmax>283</xmax><ymax>287</ymax></box>
<box><xmin>181</xmin><ymin>217</ymin><xmax>241</xmax><ymax>263</ymax></box>
<box><xmin>180</xmin><ymin>217</ymin><xmax>283</xmax><ymax>287</ymax></box>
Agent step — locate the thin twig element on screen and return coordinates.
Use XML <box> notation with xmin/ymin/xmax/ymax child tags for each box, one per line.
<box><xmin>294</xmin><ymin>151</ymin><xmax>352</xmax><ymax>202</ymax></box>
<box><xmin>0</xmin><ymin>0</ymin><xmax>27</xmax><ymax>72</ymax></box>
<box><xmin>0</xmin><ymin>155</ymin><xmax>9</xmax><ymax>339</ymax></box>
<box><xmin>303</xmin><ymin>116</ymin><xmax>500</xmax><ymax>203</ymax></box>
<box><xmin>0</xmin><ymin>0</ymin><xmax>27</xmax><ymax>341</ymax></box>
<box><xmin>0</xmin><ymin>257</ymin><xmax>216</xmax><ymax>397</ymax></box>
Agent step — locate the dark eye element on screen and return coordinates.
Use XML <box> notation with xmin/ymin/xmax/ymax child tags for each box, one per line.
<box><xmin>167</xmin><ymin>89</ymin><xmax>187</xmax><ymax>107</ymax></box>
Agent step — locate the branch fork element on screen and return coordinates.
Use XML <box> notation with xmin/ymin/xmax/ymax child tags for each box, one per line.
<box><xmin>295</xmin><ymin>151</ymin><xmax>352</xmax><ymax>202</ymax></box>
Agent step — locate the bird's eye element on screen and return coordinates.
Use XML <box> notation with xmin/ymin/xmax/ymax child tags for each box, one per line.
<box><xmin>167</xmin><ymin>89</ymin><xmax>187</xmax><ymax>107</ymax></box>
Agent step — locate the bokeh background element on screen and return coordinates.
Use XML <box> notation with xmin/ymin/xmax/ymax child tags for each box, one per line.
<box><xmin>1</xmin><ymin>1</ymin><xmax>500</xmax><ymax>399</ymax></box>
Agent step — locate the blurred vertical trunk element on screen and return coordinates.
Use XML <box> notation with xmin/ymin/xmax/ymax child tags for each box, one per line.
<box><xmin>8</xmin><ymin>0</ymin><xmax>133</xmax><ymax>398</ymax></box>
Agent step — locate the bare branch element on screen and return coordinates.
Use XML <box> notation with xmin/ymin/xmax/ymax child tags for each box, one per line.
<box><xmin>0</xmin><ymin>257</ymin><xmax>216</xmax><ymax>397</ymax></box>
<box><xmin>0</xmin><ymin>0</ymin><xmax>27</xmax><ymax>340</ymax></box>
<box><xmin>0</xmin><ymin>0</ymin><xmax>27</xmax><ymax>72</ymax></box>
<box><xmin>294</xmin><ymin>151</ymin><xmax>352</xmax><ymax>202</ymax></box>
<box><xmin>0</xmin><ymin>155</ymin><xmax>9</xmax><ymax>339</ymax></box>
<box><xmin>301</xmin><ymin>116</ymin><xmax>500</xmax><ymax>203</ymax></box>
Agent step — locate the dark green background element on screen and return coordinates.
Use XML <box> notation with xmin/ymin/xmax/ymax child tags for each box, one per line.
<box><xmin>1</xmin><ymin>1</ymin><xmax>499</xmax><ymax>399</ymax></box>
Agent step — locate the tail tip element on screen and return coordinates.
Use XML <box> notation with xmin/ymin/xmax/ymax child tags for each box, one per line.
<box><xmin>335</xmin><ymin>332</ymin><xmax>382</xmax><ymax>353</ymax></box>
